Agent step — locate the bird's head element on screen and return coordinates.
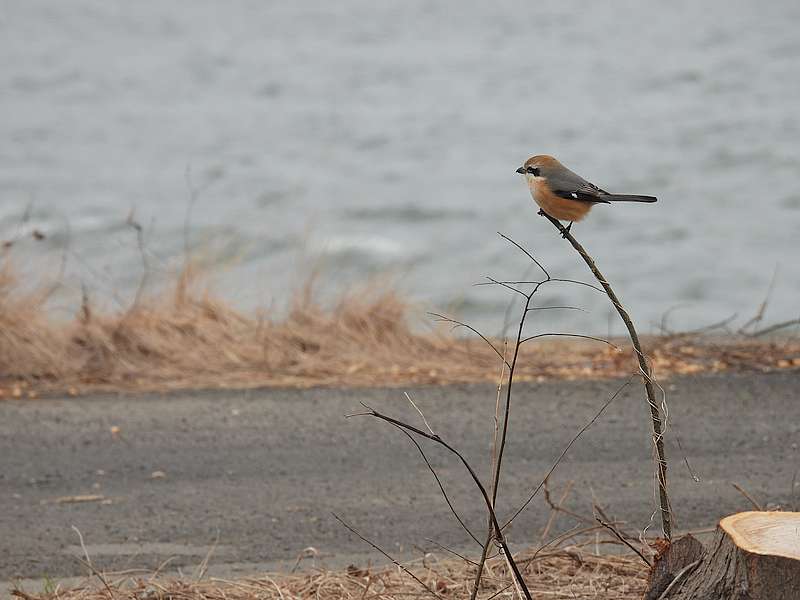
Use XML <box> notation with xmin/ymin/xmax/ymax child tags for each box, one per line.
<box><xmin>515</xmin><ymin>155</ymin><xmax>561</xmax><ymax>179</ymax></box>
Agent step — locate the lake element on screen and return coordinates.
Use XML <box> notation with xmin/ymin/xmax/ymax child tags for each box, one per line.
<box><xmin>2</xmin><ymin>0</ymin><xmax>799</xmax><ymax>335</ymax></box>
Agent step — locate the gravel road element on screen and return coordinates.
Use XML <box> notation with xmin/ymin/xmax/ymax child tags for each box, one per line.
<box><xmin>1</xmin><ymin>371</ymin><xmax>798</xmax><ymax>588</ymax></box>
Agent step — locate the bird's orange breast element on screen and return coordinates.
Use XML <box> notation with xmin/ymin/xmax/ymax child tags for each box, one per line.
<box><xmin>528</xmin><ymin>178</ymin><xmax>592</xmax><ymax>222</ymax></box>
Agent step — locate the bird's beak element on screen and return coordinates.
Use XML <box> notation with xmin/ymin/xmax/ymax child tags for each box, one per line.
<box><xmin>515</xmin><ymin>167</ymin><xmax>526</xmax><ymax>174</ymax></box>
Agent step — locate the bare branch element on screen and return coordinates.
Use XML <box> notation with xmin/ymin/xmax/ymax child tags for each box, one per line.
<box><xmin>527</xmin><ymin>305</ymin><xmax>588</xmax><ymax>314</ymax></box>
<box><xmin>538</xmin><ymin>480</ymin><xmax>574</xmax><ymax>546</ymax></box>
<box><xmin>595</xmin><ymin>518</ymin><xmax>651</xmax><ymax>566</ymax></box>
<box><xmin>539</xmin><ymin>209</ymin><xmax>673</xmax><ymax>540</ymax></box>
<box><xmin>520</xmin><ymin>332</ymin><xmax>619</xmax><ymax>350</ymax></box>
<box><xmin>332</xmin><ymin>513</ymin><xmax>445</xmax><ymax>600</ymax></box>
<box><xmin>661</xmin><ymin>312</ymin><xmax>739</xmax><ymax>337</ymax></box>
<box><xmin>423</xmin><ymin>538</ymin><xmax>479</xmax><ymax>566</ymax></box>
<box><xmin>354</xmin><ymin>406</ymin><xmax>533</xmax><ymax>600</ymax></box>
<box><xmin>658</xmin><ymin>303</ymin><xmax>693</xmax><ymax>336</ymax></box>
<box><xmin>497</xmin><ymin>232</ymin><xmax>549</xmax><ymax>279</ymax></box>
<box><xmin>481</xmin><ymin>277</ymin><xmax>529</xmax><ymax>300</ymax></box>
<box><xmin>548</xmin><ymin>278</ymin><xmax>606</xmax><ymax>293</ymax></box>
<box><xmin>404</xmin><ymin>392</ymin><xmax>435</xmax><ymax>437</ymax></box>
<box><xmin>730</xmin><ymin>481</ymin><xmax>763</xmax><ymax>511</ymax></box>
<box><xmin>392</xmin><ymin>424</ymin><xmax>482</xmax><ymax>547</ymax></box>
<box><xmin>71</xmin><ymin>526</ymin><xmax>115</xmax><ymax>597</ymax></box>
<box><xmin>503</xmin><ymin>377</ymin><xmax>634</xmax><ymax>529</ymax></box>
<box><xmin>676</xmin><ymin>435</ymin><xmax>701</xmax><ymax>483</ymax></box>
<box><xmin>475</xmin><ymin>278</ymin><xmax>604</xmax><ymax>294</ymax></box>
<box><xmin>747</xmin><ymin>317</ymin><xmax>800</xmax><ymax>338</ymax></box>
<box><xmin>124</xmin><ymin>209</ymin><xmax>150</xmax><ymax>315</ymax></box>
<box><xmin>483</xmin><ymin>583</ymin><xmax>517</xmax><ymax>600</ymax></box>
<box><xmin>470</xmin><ymin>281</ymin><xmax>540</xmax><ymax>600</ymax></box>
<box><xmin>739</xmin><ymin>264</ymin><xmax>778</xmax><ymax>334</ymax></box>
<box><xmin>429</xmin><ymin>313</ymin><xmax>510</xmax><ymax>369</ymax></box>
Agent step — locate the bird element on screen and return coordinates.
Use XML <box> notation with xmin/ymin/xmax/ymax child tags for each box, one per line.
<box><xmin>516</xmin><ymin>155</ymin><xmax>656</xmax><ymax>233</ymax></box>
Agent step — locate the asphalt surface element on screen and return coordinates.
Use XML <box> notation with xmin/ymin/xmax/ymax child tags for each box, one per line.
<box><xmin>1</xmin><ymin>371</ymin><xmax>799</xmax><ymax>588</ymax></box>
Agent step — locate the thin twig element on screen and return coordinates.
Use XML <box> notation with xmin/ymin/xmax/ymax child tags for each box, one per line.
<box><xmin>124</xmin><ymin>209</ymin><xmax>150</xmax><ymax>315</ymax></box>
<box><xmin>405</xmin><ymin>392</ymin><xmax>435</xmax><ymax>436</ymax></box>
<box><xmin>71</xmin><ymin>525</ymin><xmax>115</xmax><ymax>597</ymax></box>
<box><xmin>429</xmin><ymin>313</ymin><xmax>510</xmax><ymax>369</ymax></box>
<box><xmin>520</xmin><ymin>332</ymin><xmax>618</xmax><ymax>349</ymax></box>
<box><xmin>503</xmin><ymin>376</ymin><xmax>634</xmax><ymax>529</ymax></box>
<box><xmin>475</xmin><ymin>278</ymin><xmax>604</xmax><ymax>294</ymax></box>
<box><xmin>477</xmin><ymin>347</ymin><xmax>508</xmax><ymax>600</ymax></box>
<box><xmin>655</xmin><ymin>559</ymin><xmax>701</xmax><ymax>600</ymax></box>
<box><xmin>423</xmin><ymin>539</ymin><xmax>479</xmax><ymax>566</ymax></box>
<box><xmin>676</xmin><ymin>435</ymin><xmax>700</xmax><ymax>483</ymax></box>
<box><xmin>594</xmin><ymin>518</ymin><xmax>651</xmax><ymax>566</ymax></box>
<box><xmin>738</xmin><ymin>265</ymin><xmax>778</xmax><ymax>334</ymax></box>
<box><xmin>541</xmin><ymin>480</ymin><xmax>596</xmax><ymax>526</ymax></box>
<box><xmin>483</xmin><ymin>583</ymin><xmax>516</xmax><ymax>600</ymax></box>
<box><xmin>392</xmin><ymin>424</ymin><xmax>482</xmax><ymax>546</ymax></box>
<box><xmin>194</xmin><ymin>530</ymin><xmax>219</xmax><ymax>580</ymax></box>
<box><xmin>356</xmin><ymin>405</ymin><xmax>533</xmax><ymax>600</ymax></box>
<box><xmin>671</xmin><ymin>313</ymin><xmax>739</xmax><ymax>337</ymax></box>
<box><xmin>483</xmin><ymin>277</ymin><xmax>529</xmax><ymax>299</ymax></box>
<box><xmin>538</xmin><ymin>480</ymin><xmax>574</xmax><ymax>546</ymax></box>
<box><xmin>524</xmin><ymin>525</ymin><xmax>607</xmax><ymax>564</ymax></box>
<box><xmin>471</xmin><ymin>270</ymin><xmax>538</xmax><ymax>600</ymax></box>
<box><xmin>748</xmin><ymin>317</ymin><xmax>800</xmax><ymax>338</ymax></box>
<box><xmin>497</xmin><ymin>232</ymin><xmax>549</xmax><ymax>279</ymax></box>
<box><xmin>332</xmin><ymin>513</ymin><xmax>445</xmax><ymax>600</ymax></box>
<box><xmin>730</xmin><ymin>482</ymin><xmax>763</xmax><ymax>511</ymax></box>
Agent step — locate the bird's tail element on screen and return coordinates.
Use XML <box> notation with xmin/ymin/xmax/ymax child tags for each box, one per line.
<box><xmin>604</xmin><ymin>194</ymin><xmax>657</xmax><ymax>203</ymax></box>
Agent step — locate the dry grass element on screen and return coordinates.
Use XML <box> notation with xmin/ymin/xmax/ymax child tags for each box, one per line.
<box><xmin>12</xmin><ymin>545</ymin><xmax>649</xmax><ymax>600</ymax></box>
<box><xmin>1</xmin><ymin>261</ymin><xmax>799</xmax><ymax>398</ymax></box>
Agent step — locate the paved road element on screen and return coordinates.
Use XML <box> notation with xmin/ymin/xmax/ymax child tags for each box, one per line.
<box><xmin>1</xmin><ymin>371</ymin><xmax>798</xmax><ymax>587</ymax></box>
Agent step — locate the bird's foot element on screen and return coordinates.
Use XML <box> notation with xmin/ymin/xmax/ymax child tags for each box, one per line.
<box><xmin>537</xmin><ymin>208</ymin><xmax>545</xmax><ymax>217</ymax></box>
<box><xmin>561</xmin><ymin>222</ymin><xmax>573</xmax><ymax>238</ymax></box>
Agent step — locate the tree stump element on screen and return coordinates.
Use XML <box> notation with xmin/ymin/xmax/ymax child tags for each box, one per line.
<box><xmin>647</xmin><ymin>511</ymin><xmax>800</xmax><ymax>599</ymax></box>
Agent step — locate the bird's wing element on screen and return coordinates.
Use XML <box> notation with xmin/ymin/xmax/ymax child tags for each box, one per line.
<box><xmin>547</xmin><ymin>166</ymin><xmax>611</xmax><ymax>203</ymax></box>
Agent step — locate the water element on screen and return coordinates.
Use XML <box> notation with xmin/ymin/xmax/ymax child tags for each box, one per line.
<box><xmin>2</xmin><ymin>1</ymin><xmax>799</xmax><ymax>335</ymax></box>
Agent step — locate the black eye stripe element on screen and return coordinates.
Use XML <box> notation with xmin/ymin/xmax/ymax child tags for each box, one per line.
<box><xmin>526</xmin><ymin>167</ymin><xmax>540</xmax><ymax>176</ymax></box>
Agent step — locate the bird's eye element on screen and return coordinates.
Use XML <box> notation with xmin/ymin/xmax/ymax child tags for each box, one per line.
<box><xmin>526</xmin><ymin>166</ymin><xmax>540</xmax><ymax>176</ymax></box>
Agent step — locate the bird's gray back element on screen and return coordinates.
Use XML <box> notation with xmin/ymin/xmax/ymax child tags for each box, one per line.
<box><xmin>542</xmin><ymin>164</ymin><xmax>606</xmax><ymax>196</ymax></box>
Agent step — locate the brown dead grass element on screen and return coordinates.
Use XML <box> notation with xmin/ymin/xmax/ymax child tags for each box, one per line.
<box><xmin>1</xmin><ymin>262</ymin><xmax>799</xmax><ymax>398</ymax></box>
<box><xmin>12</xmin><ymin>545</ymin><xmax>649</xmax><ymax>600</ymax></box>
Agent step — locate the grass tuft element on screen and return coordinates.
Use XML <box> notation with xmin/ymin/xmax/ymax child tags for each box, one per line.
<box><xmin>1</xmin><ymin>261</ymin><xmax>798</xmax><ymax>397</ymax></box>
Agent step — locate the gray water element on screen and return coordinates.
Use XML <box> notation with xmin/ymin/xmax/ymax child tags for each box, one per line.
<box><xmin>2</xmin><ymin>1</ymin><xmax>799</xmax><ymax>335</ymax></box>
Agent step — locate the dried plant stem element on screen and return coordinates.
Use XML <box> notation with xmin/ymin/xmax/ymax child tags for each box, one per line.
<box><xmin>469</xmin><ymin>234</ymin><xmax>615</xmax><ymax>599</ymax></box>
<box><xmin>471</xmin><ymin>278</ymin><xmax>537</xmax><ymax>600</ymax></box>
<box><xmin>472</xmin><ymin>346</ymin><xmax>510</xmax><ymax>600</ymax></box>
<box><xmin>469</xmin><ymin>253</ymin><xmax>538</xmax><ymax>600</ymax></box>
<box><xmin>355</xmin><ymin>405</ymin><xmax>533</xmax><ymax>600</ymax></box>
<box><xmin>539</xmin><ymin>210</ymin><xmax>672</xmax><ymax>540</ymax></box>
<box><xmin>332</xmin><ymin>513</ymin><xmax>445</xmax><ymax>600</ymax></box>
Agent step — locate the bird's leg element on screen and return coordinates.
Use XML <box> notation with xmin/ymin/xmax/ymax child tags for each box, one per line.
<box><xmin>537</xmin><ymin>209</ymin><xmax>572</xmax><ymax>237</ymax></box>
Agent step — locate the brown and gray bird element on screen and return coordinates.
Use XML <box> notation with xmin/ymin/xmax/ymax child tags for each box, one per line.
<box><xmin>516</xmin><ymin>155</ymin><xmax>656</xmax><ymax>226</ymax></box>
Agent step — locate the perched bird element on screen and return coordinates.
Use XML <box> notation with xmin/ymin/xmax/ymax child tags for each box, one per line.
<box><xmin>516</xmin><ymin>155</ymin><xmax>656</xmax><ymax>231</ymax></box>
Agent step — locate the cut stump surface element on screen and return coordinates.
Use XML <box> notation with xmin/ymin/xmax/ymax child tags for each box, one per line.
<box><xmin>648</xmin><ymin>511</ymin><xmax>800</xmax><ymax>599</ymax></box>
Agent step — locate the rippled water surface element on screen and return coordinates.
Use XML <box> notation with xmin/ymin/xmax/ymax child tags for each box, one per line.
<box><xmin>2</xmin><ymin>1</ymin><xmax>799</xmax><ymax>334</ymax></box>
